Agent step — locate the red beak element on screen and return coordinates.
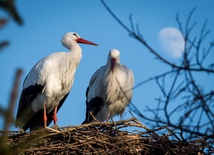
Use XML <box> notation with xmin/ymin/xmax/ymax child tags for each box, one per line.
<box><xmin>76</xmin><ymin>38</ymin><xmax>98</xmax><ymax>46</ymax></box>
<box><xmin>111</xmin><ymin>58</ymin><xmax>116</xmax><ymax>72</ymax></box>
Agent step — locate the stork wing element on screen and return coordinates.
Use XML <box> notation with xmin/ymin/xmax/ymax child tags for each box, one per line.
<box><xmin>83</xmin><ymin>87</ymin><xmax>104</xmax><ymax>124</ymax></box>
<box><xmin>15</xmin><ymin>59</ymin><xmax>47</xmax><ymax>128</ymax></box>
<box><xmin>15</xmin><ymin>82</ymin><xmax>44</xmax><ymax>126</ymax></box>
<box><xmin>82</xmin><ymin>66</ymin><xmax>106</xmax><ymax>124</ymax></box>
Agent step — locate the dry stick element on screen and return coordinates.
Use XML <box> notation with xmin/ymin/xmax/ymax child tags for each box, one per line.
<box><xmin>101</xmin><ymin>0</ymin><xmax>214</xmax><ymax>74</ymax></box>
<box><xmin>1</xmin><ymin>69</ymin><xmax>23</xmax><ymax>146</ymax></box>
<box><xmin>8</xmin><ymin>117</ymin><xmax>213</xmax><ymax>154</ymax></box>
<box><xmin>111</xmin><ymin>120</ymin><xmax>141</xmax><ymax>155</ymax></box>
<box><xmin>90</xmin><ymin>111</ymin><xmax>100</xmax><ymax>122</ymax></box>
<box><xmin>95</xmin><ymin>126</ymin><xmax>108</xmax><ymax>151</ymax></box>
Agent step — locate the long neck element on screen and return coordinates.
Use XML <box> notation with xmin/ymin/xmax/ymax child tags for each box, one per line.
<box><xmin>68</xmin><ymin>43</ymin><xmax>82</xmax><ymax>62</ymax></box>
<box><xmin>62</xmin><ymin>38</ymin><xmax>82</xmax><ymax>62</ymax></box>
<box><xmin>61</xmin><ymin>43</ymin><xmax>82</xmax><ymax>88</ymax></box>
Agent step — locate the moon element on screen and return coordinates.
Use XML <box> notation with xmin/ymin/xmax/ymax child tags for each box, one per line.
<box><xmin>158</xmin><ymin>27</ymin><xmax>185</xmax><ymax>58</ymax></box>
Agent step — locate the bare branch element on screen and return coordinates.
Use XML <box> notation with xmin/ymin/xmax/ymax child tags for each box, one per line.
<box><xmin>101</xmin><ymin>0</ymin><xmax>214</xmax><ymax>141</ymax></box>
<box><xmin>1</xmin><ymin>69</ymin><xmax>23</xmax><ymax>145</ymax></box>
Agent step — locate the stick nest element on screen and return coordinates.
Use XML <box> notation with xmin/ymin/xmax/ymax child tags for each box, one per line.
<box><xmin>2</xmin><ymin>118</ymin><xmax>214</xmax><ymax>155</ymax></box>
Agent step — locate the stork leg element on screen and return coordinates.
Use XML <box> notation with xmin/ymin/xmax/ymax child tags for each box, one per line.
<box><xmin>51</xmin><ymin>106</ymin><xmax>60</xmax><ymax>130</ymax></box>
<box><xmin>44</xmin><ymin>104</ymin><xmax>59</xmax><ymax>133</ymax></box>
<box><xmin>52</xmin><ymin>106</ymin><xmax>58</xmax><ymax>125</ymax></box>
<box><xmin>43</xmin><ymin>104</ymin><xmax>47</xmax><ymax>128</ymax></box>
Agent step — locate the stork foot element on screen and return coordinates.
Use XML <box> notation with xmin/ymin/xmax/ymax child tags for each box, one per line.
<box><xmin>51</xmin><ymin>124</ymin><xmax>60</xmax><ymax>130</ymax></box>
<box><xmin>18</xmin><ymin>128</ymin><xmax>25</xmax><ymax>134</ymax></box>
<box><xmin>45</xmin><ymin>126</ymin><xmax>60</xmax><ymax>133</ymax></box>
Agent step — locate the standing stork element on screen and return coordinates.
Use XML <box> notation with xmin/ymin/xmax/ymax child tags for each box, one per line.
<box><xmin>15</xmin><ymin>32</ymin><xmax>98</xmax><ymax>131</ymax></box>
<box><xmin>82</xmin><ymin>49</ymin><xmax>134</xmax><ymax>124</ymax></box>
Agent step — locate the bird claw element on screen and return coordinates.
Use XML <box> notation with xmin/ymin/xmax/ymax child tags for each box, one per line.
<box><xmin>45</xmin><ymin>126</ymin><xmax>60</xmax><ymax>133</ymax></box>
<box><xmin>51</xmin><ymin>124</ymin><xmax>60</xmax><ymax>130</ymax></box>
<box><xmin>18</xmin><ymin>128</ymin><xmax>25</xmax><ymax>134</ymax></box>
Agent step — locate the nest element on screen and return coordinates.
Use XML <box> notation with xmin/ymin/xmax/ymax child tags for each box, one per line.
<box><xmin>2</xmin><ymin>118</ymin><xmax>214</xmax><ymax>155</ymax></box>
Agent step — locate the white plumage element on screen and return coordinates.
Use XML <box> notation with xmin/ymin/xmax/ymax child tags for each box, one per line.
<box><xmin>16</xmin><ymin>32</ymin><xmax>98</xmax><ymax>131</ymax></box>
<box><xmin>83</xmin><ymin>49</ymin><xmax>134</xmax><ymax>123</ymax></box>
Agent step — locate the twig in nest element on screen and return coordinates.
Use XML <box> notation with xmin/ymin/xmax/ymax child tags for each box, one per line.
<box><xmin>90</xmin><ymin>111</ymin><xmax>100</xmax><ymax>122</ymax></box>
<box><xmin>4</xmin><ymin>117</ymin><xmax>214</xmax><ymax>155</ymax></box>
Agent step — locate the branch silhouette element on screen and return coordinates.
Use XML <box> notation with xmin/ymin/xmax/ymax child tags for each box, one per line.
<box><xmin>101</xmin><ymin>0</ymin><xmax>214</xmax><ymax>140</ymax></box>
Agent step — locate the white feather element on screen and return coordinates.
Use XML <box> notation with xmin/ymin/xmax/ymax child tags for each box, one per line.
<box><xmin>16</xmin><ymin>32</ymin><xmax>97</xmax><ymax>130</ymax></box>
<box><xmin>85</xmin><ymin>49</ymin><xmax>134</xmax><ymax>122</ymax></box>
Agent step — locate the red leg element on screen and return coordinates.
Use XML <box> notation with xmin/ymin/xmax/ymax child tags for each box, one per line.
<box><xmin>43</xmin><ymin>104</ymin><xmax>47</xmax><ymax>128</ymax></box>
<box><xmin>52</xmin><ymin>106</ymin><xmax>58</xmax><ymax>125</ymax></box>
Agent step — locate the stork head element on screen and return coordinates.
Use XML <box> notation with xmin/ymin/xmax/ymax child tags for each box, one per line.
<box><xmin>108</xmin><ymin>49</ymin><xmax>120</xmax><ymax>72</ymax></box>
<box><xmin>61</xmin><ymin>32</ymin><xmax>98</xmax><ymax>49</ymax></box>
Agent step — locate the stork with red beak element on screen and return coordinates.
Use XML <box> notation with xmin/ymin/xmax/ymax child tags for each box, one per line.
<box><xmin>82</xmin><ymin>49</ymin><xmax>134</xmax><ymax>123</ymax></box>
<box><xmin>16</xmin><ymin>32</ymin><xmax>98</xmax><ymax>131</ymax></box>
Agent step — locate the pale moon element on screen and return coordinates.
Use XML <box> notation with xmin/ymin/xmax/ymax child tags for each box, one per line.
<box><xmin>158</xmin><ymin>27</ymin><xmax>184</xmax><ymax>58</ymax></box>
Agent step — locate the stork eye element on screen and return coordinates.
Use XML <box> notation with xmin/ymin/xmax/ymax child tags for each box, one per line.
<box><xmin>73</xmin><ymin>33</ymin><xmax>78</xmax><ymax>37</ymax></box>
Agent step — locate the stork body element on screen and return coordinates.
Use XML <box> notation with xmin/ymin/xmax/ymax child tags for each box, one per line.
<box><xmin>83</xmin><ymin>49</ymin><xmax>134</xmax><ymax>123</ymax></box>
<box><xmin>16</xmin><ymin>32</ymin><xmax>98</xmax><ymax>131</ymax></box>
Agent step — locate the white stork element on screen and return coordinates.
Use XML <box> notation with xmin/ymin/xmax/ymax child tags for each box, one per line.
<box><xmin>82</xmin><ymin>49</ymin><xmax>134</xmax><ymax>124</ymax></box>
<box><xmin>15</xmin><ymin>32</ymin><xmax>98</xmax><ymax>131</ymax></box>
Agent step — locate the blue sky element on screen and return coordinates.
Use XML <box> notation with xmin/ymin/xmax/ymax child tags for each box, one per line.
<box><xmin>1</xmin><ymin>1</ymin><xmax>213</xmax><ymax>131</ymax></box>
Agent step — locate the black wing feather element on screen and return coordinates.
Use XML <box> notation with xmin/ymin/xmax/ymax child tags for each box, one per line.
<box><xmin>82</xmin><ymin>87</ymin><xmax>104</xmax><ymax>124</ymax></box>
<box><xmin>16</xmin><ymin>84</ymin><xmax>44</xmax><ymax>120</ymax></box>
